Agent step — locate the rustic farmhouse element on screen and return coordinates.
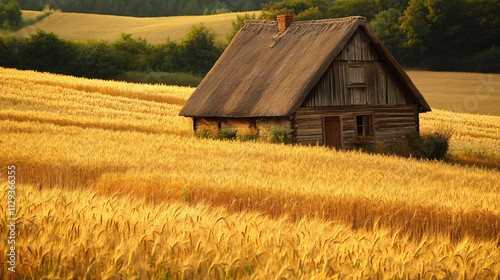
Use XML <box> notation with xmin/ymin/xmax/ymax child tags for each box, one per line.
<box><xmin>179</xmin><ymin>15</ymin><xmax>431</xmax><ymax>148</ymax></box>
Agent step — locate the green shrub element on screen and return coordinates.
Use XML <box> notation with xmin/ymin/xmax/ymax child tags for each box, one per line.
<box><xmin>352</xmin><ymin>135</ymin><xmax>375</xmax><ymax>152</ymax></box>
<box><xmin>117</xmin><ymin>71</ymin><xmax>203</xmax><ymax>87</ymax></box>
<box><xmin>352</xmin><ymin>132</ymin><xmax>451</xmax><ymax>160</ymax></box>
<box><xmin>196</xmin><ymin>125</ymin><xmax>221</xmax><ymax>140</ymax></box>
<box><xmin>417</xmin><ymin>132</ymin><xmax>451</xmax><ymax>160</ymax></box>
<box><xmin>236</xmin><ymin>128</ymin><xmax>259</xmax><ymax>142</ymax></box>
<box><xmin>220</xmin><ymin>128</ymin><xmax>237</xmax><ymax>140</ymax></box>
<box><xmin>260</xmin><ymin>126</ymin><xmax>292</xmax><ymax>144</ymax></box>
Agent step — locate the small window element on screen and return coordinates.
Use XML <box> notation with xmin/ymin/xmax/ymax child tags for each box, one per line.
<box><xmin>249</xmin><ymin>120</ymin><xmax>257</xmax><ymax>129</ymax></box>
<box><xmin>348</xmin><ymin>63</ymin><xmax>367</xmax><ymax>87</ymax></box>
<box><xmin>356</xmin><ymin>115</ymin><xmax>373</xmax><ymax>136</ymax></box>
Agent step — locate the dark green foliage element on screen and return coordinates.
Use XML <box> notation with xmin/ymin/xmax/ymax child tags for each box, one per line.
<box><xmin>328</xmin><ymin>0</ymin><xmax>391</xmax><ymax>21</ymax></box>
<box><xmin>112</xmin><ymin>33</ymin><xmax>151</xmax><ymax>71</ymax></box>
<box><xmin>261</xmin><ymin>0</ymin><xmax>328</xmax><ymax>21</ymax></box>
<box><xmin>397</xmin><ymin>0</ymin><xmax>500</xmax><ymax>72</ymax></box>
<box><xmin>260</xmin><ymin>0</ymin><xmax>500</xmax><ymax>74</ymax></box>
<box><xmin>117</xmin><ymin>71</ymin><xmax>203</xmax><ymax>87</ymax></box>
<box><xmin>220</xmin><ymin>128</ymin><xmax>237</xmax><ymax>140</ymax></box>
<box><xmin>72</xmin><ymin>40</ymin><xmax>120</xmax><ymax>79</ymax></box>
<box><xmin>21</xmin><ymin>29</ymin><xmax>77</xmax><ymax>73</ymax></box>
<box><xmin>473</xmin><ymin>46</ymin><xmax>500</xmax><ymax>74</ymax></box>
<box><xmin>0</xmin><ymin>24</ymin><xmax>224</xmax><ymax>82</ymax></box>
<box><xmin>417</xmin><ymin>133</ymin><xmax>451</xmax><ymax>161</ymax></box>
<box><xmin>370</xmin><ymin>8</ymin><xmax>407</xmax><ymax>61</ymax></box>
<box><xmin>227</xmin><ymin>13</ymin><xmax>256</xmax><ymax>43</ymax></box>
<box><xmin>0</xmin><ymin>0</ymin><xmax>22</xmax><ymax>30</ymax></box>
<box><xmin>176</xmin><ymin>24</ymin><xmax>224</xmax><ymax>74</ymax></box>
<box><xmin>354</xmin><ymin>132</ymin><xmax>450</xmax><ymax>161</ymax></box>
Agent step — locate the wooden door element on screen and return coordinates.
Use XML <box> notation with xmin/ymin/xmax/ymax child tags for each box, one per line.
<box><xmin>324</xmin><ymin>116</ymin><xmax>341</xmax><ymax>148</ymax></box>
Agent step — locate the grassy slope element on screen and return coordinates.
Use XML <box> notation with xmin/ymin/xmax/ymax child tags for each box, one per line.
<box><xmin>408</xmin><ymin>71</ymin><xmax>500</xmax><ymax>116</ymax></box>
<box><xmin>17</xmin><ymin>10</ymin><xmax>261</xmax><ymax>44</ymax></box>
<box><xmin>0</xmin><ymin>67</ymin><xmax>499</xmax><ymax>278</ymax></box>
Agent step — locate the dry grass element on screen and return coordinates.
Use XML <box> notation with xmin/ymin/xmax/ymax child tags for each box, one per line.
<box><xmin>17</xmin><ymin>10</ymin><xmax>261</xmax><ymax>43</ymax></box>
<box><xmin>408</xmin><ymin>70</ymin><xmax>500</xmax><ymax>116</ymax></box>
<box><xmin>0</xmin><ymin>67</ymin><xmax>499</xmax><ymax>278</ymax></box>
<box><xmin>21</xmin><ymin>10</ymin><xmax>45</xmax><ymax>20</ymax></box>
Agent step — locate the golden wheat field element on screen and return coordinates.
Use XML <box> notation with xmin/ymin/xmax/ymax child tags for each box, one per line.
<box><xmin>18</xmin><ymin>10</ymin><xmax>261</xmax><ymax>44</ymax></box>
<box><xmin>407</xmin><ymin>71</ymin><xmax>500</xmax><ymax>116</ymax></box>
<box><xmin>0</xmin><ymin>67</ymin><xmax>500</xmax><ymax>279</ymax></box>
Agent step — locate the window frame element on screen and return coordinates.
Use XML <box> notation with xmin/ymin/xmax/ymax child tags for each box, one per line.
<box><xmin>354</xmin><ymin>113</ymin><xmax>374</xmax><ymax>137</ymax></box>
<box><xmin>347</xmin><ymin>62</ymin><xmax>368</xmax><ymax>88</ymax></box>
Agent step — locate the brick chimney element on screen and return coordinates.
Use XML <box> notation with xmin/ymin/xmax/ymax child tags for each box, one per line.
<box><xmin>277</xmin><ymin>15</ymin><xmax>294</xmax><ymax>34</ymax></box>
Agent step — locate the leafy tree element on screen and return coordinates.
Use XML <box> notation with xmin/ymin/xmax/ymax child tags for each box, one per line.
<box><xmin>399</xmin><ymin>0</ymin><xmax>472</xmax><ymax>70</ymax></box>
<box><xmin>370</xmin><ymin>8</ymin><xmax>407</xmax><ymax>63</ymax></box>
<box><xmin>72</xmin><ymin>39</ymin><xmax>120</xmax><ymax>78</ymax></box>
<box><xmin>112</xmin><ymin>33</ymin><xmax>151</xmax><ymax>71</ymax></box>
<box><xmin>261</xmin><ymin>0</ymin><xmax>329</xmax><ymax>21</ymax></box>
<box><xmin>21</xmin><ymin>29</ymin><xmax>76</xmax><ymax>73</ymax></box>
<box><xmin>5</xmin><ymin>1</ymin><xmax>21</xmax><ymax>27</ymax></box>
<box><xmin>327</xmin><ymin>0</ymin><xmax>390</xmax><ymax>21</ymax></box>
<box><xmin>0</xmin><ymin>0</ymin><xmax>22</xmax><ymax>30</ymax></box>
<box><xmin>473</xmin><ymin>46</ymin><xmax>500</xmax><ymax>73</ymax></box>
<box><xmin>155</xmin><ymin>39</ymin><xmax>179</xmax><ymax>72</ymax></box>
<box><xmin>177</xmin><ymin>23</ymin><xmax>223</xmax><ymax>74</ymax></box>
<box><xmin>226</xmin><ymin>13</ymin><xmax>256</xmax><ymax>43</ymax></box>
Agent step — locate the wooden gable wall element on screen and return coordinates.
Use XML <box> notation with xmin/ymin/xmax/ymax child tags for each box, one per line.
<box><xmin>302</xmin><ymin>28</ymin><xmax>415</xmax><ymax>107</ymax></box>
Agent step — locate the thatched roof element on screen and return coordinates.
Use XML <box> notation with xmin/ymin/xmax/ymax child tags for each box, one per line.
<box><xmin>179</xmin><ymin>16</ymin><xmax>430</xmax><ymax>118</ymax></box>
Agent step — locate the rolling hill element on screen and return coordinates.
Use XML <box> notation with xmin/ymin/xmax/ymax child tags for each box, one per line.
<box><xmin>17</xmin><ymin>10</ymin><xmax>261</xmax><ymax>44</ymax></box>
<box><xmin>407</xmin><ymin>71</ymin><xmax>500</xmax><ymax>116</ymax></box>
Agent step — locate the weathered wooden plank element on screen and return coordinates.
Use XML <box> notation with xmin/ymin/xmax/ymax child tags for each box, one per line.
<box><xmin>374</xmin><ymin>113</ymin><xmax>417</xmax><ymax>118</ymax></box>
<box><xmin>296</xmin><ymin>123</ymin><xmax>323</xmax><ymax>129</ymax></box>
<box><xmin>296</xmin><ymin>135</ymin><xmax>323</xmax><ymax>142</ymax></box>
<box><xmin>376</xmin><ymin>128</ymin><xmax>416</xmax><ymax>136</ymax></box>
<box><xmin>197</xmin><ymin>118</ymin><xmax>219</xmax><ymax>128</ymax></box>
<box><xmin>343</xmin><ymin>124</ymin><xmax>354</xmax><ymax>131</ymax></box>
<box><xmin>375</xmin><ymin>117</ymin><xmax>417</xmax><ymax>123</ymax></box>
<box><xmin>296</xmin><ymin>129</ymin><xmax>323</xmax><ymax>136</ymax></box>
<box><xmin>375</xmin><ymin>123</ymin><xmax>416</xmax><ymax>130</ymax></box>
<box><xmin>296</xmin><ymin>105</ymin><xmax>417</xmax><ymax>114</ymax></box>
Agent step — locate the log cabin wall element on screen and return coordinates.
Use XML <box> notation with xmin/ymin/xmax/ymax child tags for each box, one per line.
<box><xmin>256</xmin><ymin>118</ymin><xmax>292</xmax><ymax>131</ymax></box>
<box><xmin>194</xmin><ymin>118</ymin><xmax>256</xmax><ymax>131</ymax></box>
<box><xmin>296</xmin><ymin>28</ymin><xmax>419</xmax><ymax>147</ymax></box>
<box><xmin>257</xmin><ymin>118</ymin><xmax>294</xmax><ymax>139</ymax></box>
<box><xmin>295</xmin><ymin>105</ymin><xmax>419</xmax><ymax>147</ymax></box>
<box><xmin>302</xmin><ymin>29</ymin><xmax>415</xmax><ymax>107</ymax></box>
<box><xmin>194</xmin><ymin>117</ymin><xmax>293</xmax><ymax>134</ymax></box>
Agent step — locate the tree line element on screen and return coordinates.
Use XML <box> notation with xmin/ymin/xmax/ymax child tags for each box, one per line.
<box><xmin>0</xmin><ymin>24</ymin><xmax>224</xmax><ymax>79</ymax></box>
<box><xmin>15</xmin><ymin>0</ymin><xmax>269</xmax><ymax>17</ymax></box>
<box><xmin>261</xmin><ymin>0</ymin><xmax>500</xmax><ymax>73</ymax></box>
<box><xmin>0</xmin><ymin>0</ymin><xmax>22</xmax><ymax>30</ymax></box>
